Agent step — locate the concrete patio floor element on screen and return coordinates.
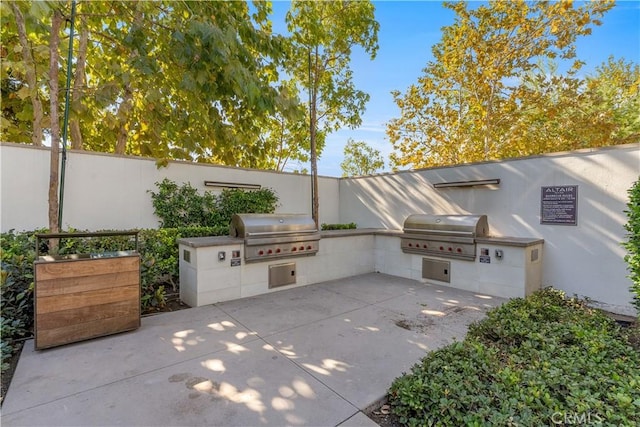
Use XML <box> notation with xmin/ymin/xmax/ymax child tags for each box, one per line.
<box><xmin>2</xmin><ymin>273</ymin><xmax>506</xmax><ymax>427</ymax></box>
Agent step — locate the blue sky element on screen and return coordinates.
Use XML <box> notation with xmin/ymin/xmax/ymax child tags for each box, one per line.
<box><xmin>268</xmin><ymin>0</ymin><xmax>640</xmax><ymax>177</ymax></box>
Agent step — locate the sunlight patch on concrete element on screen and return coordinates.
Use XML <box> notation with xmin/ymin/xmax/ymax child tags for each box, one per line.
<box><xmin>207</xmin><ymin>321</ymin><xmax>236</xmax><ymax>331</ymax></box>
<box><xmin>172</xmin><ymin>329</ymin><xmax>205</xmax><ymax>352</ymax></box>
<box><xmin>201</xmin><ymin>358</ymin><xmax>226</xmax><ymax>373</ymax></box>
<box><xmin>222</xmin><ymin>341</ymin><xmax>249</xmax><ymax>354</ymax></box>
<box><xmin>421</xmin><ymin>309</ymin><xmax>446</xmax><ymax>317</ymax></box>
<box><xmin>292</xmin><ymin>378</ymin><xmax>316</xmax><ymax>399</ymax></box>
<box><xmin>218</xmin><ymin>382</ymin><xmax>265</xmax><ymax>414</ymax></box>
<box><xmin>355</xmin><ymin>325</ymin><xmax>380</xmax><ymax>332</ymax></box>
<box><xmin>271</xmin><ymin>396</ymin><xmax>295</xmax><ymax>411</ymax></box>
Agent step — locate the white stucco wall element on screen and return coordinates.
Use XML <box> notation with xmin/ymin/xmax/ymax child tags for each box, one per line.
<box><xmin>2</xmin><ymin>142</ymin><xmax>639</xmax><ymax>312</ymax></box>
<box><xmin>0</xmin><ymin>143</ymin><xmax>340</xmax><ymax>232</ymax></box>
<box><xmin>339</xmin><ymin>143</ymin><xmax>640</xmax><ymax>311</ymax></box>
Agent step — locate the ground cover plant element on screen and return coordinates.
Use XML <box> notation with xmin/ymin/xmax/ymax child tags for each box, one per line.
<box><xmin>388</xmin><ymin>288</ymin><xmax>640</xmax><ymax>426</ymax></box>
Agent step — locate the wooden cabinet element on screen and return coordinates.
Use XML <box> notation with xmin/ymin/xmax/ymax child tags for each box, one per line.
<box><xmin>34</xmin><ymin>232</ymin><xmax>141</xmax><ymax>350</ymax></box>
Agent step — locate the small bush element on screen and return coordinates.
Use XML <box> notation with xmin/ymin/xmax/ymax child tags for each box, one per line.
<box><xmin>216</xmin><ymin>186</ymin><xmax>279</xmax><ymax>224</ymax></box>
<box><xmin>148</xmin><ymin>179</ymin><xmax>218</xmax><ymax>228</ymax></box>
<box><xmin>388</xmin><ymin>288</ymin><xmax>640</xmax><ymax>426</ymax></box>
<box><xmin>624</xmin><ymin>177</ymin><xmax>640</xmax><ymax>314</ymax></box>
<box><xmin>321</xmin><ymin>222</ymin><xmax>357</xmax><ymax>231</ymax></box>
<box><xmin>0</xmin><ymin>231</ymin><xmax>38</xmax><ymax>373</ymax></box>
<box><xmin>149</xmin><ymin>178</ymin><xmax>278</xmax><ymax>228</ymax></box>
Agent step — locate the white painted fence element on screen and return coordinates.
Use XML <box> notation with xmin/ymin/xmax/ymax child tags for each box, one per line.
<box><xmin>1</xmin><ymin>142</ymin><xmax>638</xmax><ymax>312</ymax></box>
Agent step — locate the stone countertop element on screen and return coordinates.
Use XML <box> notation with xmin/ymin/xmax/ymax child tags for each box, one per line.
<box><xmin>177</xmin><ymin>235</ymin><xmax>242</xmax><ymax>248</ymax></box>
<box><xmin>475</xmin><ymin>236</ymin><xmax>544</xmax><ymax>247</ymax></box>
<box><xmin>177</xmin><ymin>229</ymin><xmax>543</xmax><ymax>248</ymax></box>
<box><xmin>320</xmin><ymin>228</ymin><xmax>400</xmax><ymax>238</ymax></box>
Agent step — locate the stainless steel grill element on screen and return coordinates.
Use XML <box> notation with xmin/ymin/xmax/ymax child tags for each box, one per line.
<box><xmin>401</xmin><ymin>214</ymin><xmax>489</xmax><ymax>260</ymax></box>
<box><xmin>230</xmin><ymin>214</ymin><xmax>320</xmax><ymax>263</ymax></box>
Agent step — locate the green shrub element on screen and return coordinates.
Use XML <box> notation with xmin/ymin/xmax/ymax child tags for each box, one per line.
<box><xmin>321</xmin><ymin>222</ymin><xmax>357</xmax><ymax>230</ymax></box>
<box><xmin>0</xmin><ymin>231</ymin><xmax>38</xmax><ymax>373</ymax></box>
<box><xmin>389</xmin><ymin>288</ymin><xmax>640</xmax><ymax>427</ymax></box>
<box><xmin>148</xmin><ymin>179</ymin><xmax>218</xmax><ymax>228</ymax></box>
<box><xmin>624</xmin><ymin>177</ymin><xmax>640</xmax><ymax>314</ymax></box>
<box><xmin>216</xmin><ymin>186</ymin><xmax>278</xmax><ymax>224</ymax></box>
<box><xmin>137</xmin><ymin>226</ymin><xmax>227</xmax><ymax>294</ymax></box>
<box><xmin>149</xmin><ymin>178</ymin><xmax>278</xmax><ymax>228</ymax></box>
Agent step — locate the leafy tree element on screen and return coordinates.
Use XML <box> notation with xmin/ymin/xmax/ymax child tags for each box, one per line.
<box><xmin>4</xmin><ymin>1</ymin><xmax>51</xmax><ymax>146</ymax></box>
<box><xmin>7</xmin><ymin>1</ymin><xmax>65</xmax><ymax>234</ymax></box>
<box><xmin>340</xmin><ymin>138</ymin><xmax>384</xmax><ymax>177</ymax></box>
<box><xmin>254</xmin><ymin>80</ymin><xmax>326</xmax><ymax>172</ymax></box>
<box><xmin>585</xmin><ymin>57</ymin><xmax>640</xmax><ymax>145</ymax></box>
<box><xmin>387</xmin><ymin>0</ymin><xmax>615</xmax><ymax>169</ymax></box>
<box><xmin>505</xmin><ymin>60</ymin><xmax>612</xmax><ymax>156</ymax></box>
<box><xmin>285</xmin><ymin>0</ymin><xmax>379</xmax><ymax>225</ymax></box>
<box><xmin>2</xmin><ymin>1</ymin><xmax>299</xmax><ymax>166</ymax></box>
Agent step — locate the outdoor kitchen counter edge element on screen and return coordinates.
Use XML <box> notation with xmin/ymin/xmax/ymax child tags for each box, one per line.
<box><xmin>475</xmin><ymin>236</ymin><xmax>544</xmax><ymax>247</ymax></box>
<box><xmin>177</xmin><ymin>235</ymin><xmax>243</xmax><ymax>248</ymax></box>
<box><xmin>177</xmin><ymin>230</ymin><xmax>544</xmax><ymax>247</ymax></box>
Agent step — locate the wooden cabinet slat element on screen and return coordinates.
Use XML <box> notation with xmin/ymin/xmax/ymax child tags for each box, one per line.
<box><xmin>35</xmin><ymin>256</ymin><xmax>141</xmax><ymax>350</ymax></box>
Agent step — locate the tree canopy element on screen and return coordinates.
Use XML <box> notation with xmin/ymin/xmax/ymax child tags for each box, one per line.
<box><xmin>340</xmin><ymin>139</ymin><xmax>385</xmax><ymax>177</ymax></box>
<box><xmin>1</xmin><ymin>1</ymin><xmax>300</xmax><ymax>166</ymax></box>
<box><xmin>285</xmin><ymin>0</ymin><xmax>379</xmax><ymax>223</ymax></box>
<box><xmin>386</xmin><ymin>0</ymin><xmax>635</xmax><ymax>170</ymax></box>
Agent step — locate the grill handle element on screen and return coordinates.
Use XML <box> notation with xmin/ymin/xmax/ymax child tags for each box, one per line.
<box><xmin>246</xmin><ymin>229</ymin><xmax>318</xmax><ymax>237</ymax></box>
<box><xmin>403</xmin><ymin>228</ymin><xmax>475</xmax><ymax>237</ymax></box>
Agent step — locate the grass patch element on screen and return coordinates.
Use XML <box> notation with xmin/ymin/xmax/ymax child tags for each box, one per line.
<box><xmin>388</xmin><ymin>288</ymin><xmax>640</xmax><ymax>426</ymax></box>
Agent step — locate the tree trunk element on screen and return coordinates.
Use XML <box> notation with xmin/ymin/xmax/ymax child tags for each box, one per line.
<box><xmin>48</xmin><ymin>10</ymin><xmax>63</xmax><ymax>237</ymax></box>
<box><xmin>70</xmin><ymin>15</ymin><xmax>88</xmax><ymax>150</ymax></box>
<box><xmin>12</xmin><ymin>3</ymin><xmax>44</xmax><ymax>146</ymax></box>
<box><xmin>115</xmin><ymin>84</ymin><xmax>133</xmax><ymax>154</ymax></box>
<box><xmin>310</xmin><ymin>47</ymin><xmax>320</xmax><ymax>229</ymax></box>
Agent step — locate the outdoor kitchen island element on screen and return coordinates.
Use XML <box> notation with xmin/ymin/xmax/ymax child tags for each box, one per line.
<box><xmin>178</xmin><ymin>220</ymin><xmax>544</xmax><ymax>307</ymax></box>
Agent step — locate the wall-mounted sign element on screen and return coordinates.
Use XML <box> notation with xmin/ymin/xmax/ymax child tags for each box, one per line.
<box><xmin>231</xmin><ymin>250</ymin><xmax>242</xmax><ymax>267</ymax></box>
<box><xmin>479</xmin><ymin>248</ymin><xmax>491</xmax><ymax>263</ymax></box>
<box><xmin>541</xmin><ymin>185</ymin><xmax>578</xmax><ymax>226</ymax></box>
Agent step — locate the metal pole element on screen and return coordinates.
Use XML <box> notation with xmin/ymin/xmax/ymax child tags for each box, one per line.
<box><xmin>308</xmin><ymin>48</ymin><xmax>314</xmax><ymax>221</ymax></box>
<box><xmin>58</xmin><ymin>0</ymin><xmax>77</xmax><ymax>228</ymax></box>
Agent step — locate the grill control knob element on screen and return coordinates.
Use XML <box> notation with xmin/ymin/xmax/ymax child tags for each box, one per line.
<box><xmin>448</xmin><ymin>247</ymin><xmax>453</xmax><ymax>252</ymax></box>
<box><xmin>292</xmin><ymin>247</ymin><xmax>297</xmax><ymax>252</ymax></box>
<box><xmin>306</xmin><ymin>245</ymin><xmax>312</xmax><ymax>250</ymax></box>
<box><xmin>258</xmin><ymin>250</ymin><xmax>264</xmax><ymax>255</ymax></box>
<box><xmin>276</xmin><ymin>248</ymin><xmax>281</xmax><ymax>253</ymax></box>
<box><xmin>439</xmin><ymin>246</ymin><xmax>444</xmax><ymax>251</ymax></box>
<box><xmin>408</xmin><ymin>243</ymin><xmax>413</xmax><ymax>247</ymax></box>
<box><xmin>267</xmin><ymin>249</ymin><xmax>273</xmax><ymax>254</ymax></box>
<box><xmin>456</xmin><ymin>247</ymin><xmax>462</xmax><ymax>253</ymax></box>
<box><xmin>423</xmin><ymin>244</ymin><xmax>428</xmax><ymax>249</ymax></box>
<box><xmin>299</xmin><ymin>246</ymin><xmax>304</xmax><ymax>251</ymax></box>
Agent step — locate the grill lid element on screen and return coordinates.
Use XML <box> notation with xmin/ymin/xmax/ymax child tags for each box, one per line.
<box><xmin>230</xmin><ymin>214</ymin><xmax>318</xmax><ymax>238</ymax></box>
<box><xmin>403</xmin><ymin>214</ymin><xmax>489</xmax><ymax>238</ymax></box>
